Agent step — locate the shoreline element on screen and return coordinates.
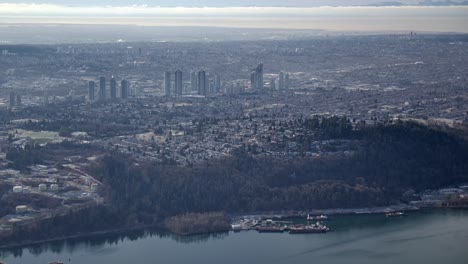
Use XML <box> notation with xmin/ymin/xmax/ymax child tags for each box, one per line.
<box><xmin>1</xmin><ymin>205</ymin><xmax>466</xmax><ymax>251</ymax></box>
<box><xmin>230</xmin><ymin>203</ymin><xmax>421</xmax><ymax>220</ymax></box>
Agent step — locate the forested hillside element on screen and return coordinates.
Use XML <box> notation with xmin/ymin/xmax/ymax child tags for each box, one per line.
<box><xmin>88</xmin><ymin>121</ymin><xmax>468</xmax><ymax>225</ymax></box>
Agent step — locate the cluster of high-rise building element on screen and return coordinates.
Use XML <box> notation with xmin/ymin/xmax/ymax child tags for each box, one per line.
<box><xmin>164</xmin><ymin>71</ymin><xmax>184</xmax><ymax>97</ymax></box>
<box><xmin>165</xmin><ymin>70</ymin><xmax>222</xmax><ymax>97</ymax></box>
<box><xmin>6</xmin><ymin>63</ymin><xmax>290</xmax><ymax>108</ymax></box>
<box><xmin>163</xmin><ymin>64</ymin><xmax>292</xmax><ymax>97</ymax></box>
<box><xmin>226</xmin><ymin>82</ymin><xmax>246</xmax><ymax>95</ymax></box>
<box><xmin>88</xmin><ymin>76</ymin><xmax>132</xmax><ymax>101</ymax></box>
<box><xmin>88</xmin><ymin>64</ymin><xmax>288</xmax><ymax>102</ymax></box>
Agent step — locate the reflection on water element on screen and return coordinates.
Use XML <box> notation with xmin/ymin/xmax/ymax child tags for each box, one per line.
<box><xmin>0</xmin><ymin>228</ymin><xmax>229</xmax><ymax>260</ymax></box>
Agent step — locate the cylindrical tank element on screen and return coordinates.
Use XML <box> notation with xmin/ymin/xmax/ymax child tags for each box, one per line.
<box><xmin>13</xmin><ymin>186</ymin><xmax>23</xmax><ymax>193</ymax></box>
<box><xmin>16</xmin><ymin>205</ymin><xmax>28</xmax><ymax>214</ymax></box>
<box><xmin>38</xmin><ymin>184</ymin><xmax>47</xmax><ymax>192</ymax></box>
<box><xmin>231</xmin><ymin>224</ymin><xmax>242</xmax><ymax>231</ymax></box>
<box><xmin>50</xmin><ymin>184</ymin><xmax>59</xmax><ymax>191</ymax></box>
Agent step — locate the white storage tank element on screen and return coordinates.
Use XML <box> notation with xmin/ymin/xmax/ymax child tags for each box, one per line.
<box><xmin>231</xmin><ymin>224</ymin><xmax>242</xmax><ymax>231</ymax></box>
<box><xmin>50</xmin><ymin>184</ymin><xmax>59</xmax><ymax>192</ymax></box>
<box><xmin>13</xmin><ymin>186</ymin><xmax>23</xmax><ymax>193</ymax></box>
<box><xmin>16</xmin><ymin>205</ymin><xmax>28</xmax><ymax>214</ymax></box>
<box><xmin>38</xmin><ymin>184</ymin><xmax>47</xmax><ymax>192</ymax></box>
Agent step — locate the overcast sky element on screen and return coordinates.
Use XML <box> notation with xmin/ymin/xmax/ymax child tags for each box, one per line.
<box><xmin>0</xmin><ymin>0</ymin><xmax>441</xmax><ymax>7</ymax></box>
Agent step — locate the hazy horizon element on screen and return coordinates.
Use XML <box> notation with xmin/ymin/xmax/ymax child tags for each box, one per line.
<box><xmin>1</xmin><ymin>5</ymin><xmax>467</xmax><ymax>33</ymax></box>
<box><xmin>1</xmin><ymin>2</ymin><xmax>467</xmax><ymax>44</ymax></box>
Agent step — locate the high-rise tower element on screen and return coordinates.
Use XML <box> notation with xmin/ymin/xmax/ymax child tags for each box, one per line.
<box><xmin>279</xmin><ymin>71</ymin><xmax>285</xmax><ymax>90</ymax></box>
<box><xmin>250</xmin><ymin>63</ymin><xmax>264</xmax><ymax>90</ymax></box>
<box><xmin>164</xmin><ymin>71</ymin><xmax>171</xmax><ymax>97</ymax></box>
<box><xmin>214</xmin><ymin>74</ymin><xmax>221</xmax><ymax>94</ymax></box>
<box><xmin>16</xmin><ymin>95</ymin><xmax>22</xmax><ymax>106</ymax></box>
<box><xmin>190</xmin><ymin>71</ymin><xmax>197</xmax><ymax>93</ymax></box>
<box><xmin>99</xmin><ymin>76</ymin><xmax>106</xmax><ymax>100</ymax></box>
<box><xmin>197</xmin><ymin>70</ymin><xmax>207</xmax><ymax>96</ymax></box>
<box><xmin>88</xmin><ymin>81</ymin><xmax>95</xmax><ymax>101</ymax></box>
<box><xmin>121</xmin><ymin>79</ymin><xmax>128</xmax><ymax>99</ymax></box>
<box><xmin>255</xmin><ymin>63</ymin><xmax>264</xmax><ymax>90</ymax></box>
<box><xmin>110</xmin><ymin>77</ymin><xmax>117</xmax><ymax>99</ymax></box>
<box><xmin>175</xmin><ymin>70</ymin><xmax>183</xmax><ymax>96</ymax></box>
<box><xmin>9</xmin><ymin>92</ymin><xmax>15</xmax><ymax>107</ymax></box>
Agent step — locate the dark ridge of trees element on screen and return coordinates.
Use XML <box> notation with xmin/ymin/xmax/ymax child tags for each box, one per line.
<box><xmin>86</xmin><ymin>121</ymin><xmax>468</xmax><ymax>227</ymax></box>
<box><xmin>18</xmin><ymin>120</ymin><xmax>70</xmax><ymax>133</ymax></box>
<box><xmin>4</xmin><ymin>141</ymin><xmax>102</xmax><ymax>170</ymax></box>
<box><xmin>5</xmin><ymin>145</ymin><xmax>44</xmax><ymax>170</ymax></box>
<box><xmin>354</xmin><ymin>121</ymin><xmax>468</xmax><ymax>191</ymax></box>
<box><xmin>164</xmin><ymin>213</ymin><xmax>231</xmax><ymax>235</ymax></box>
<box><xmin>17</xmin><ymin>119</ymin><xmax>138</xmax><ymax>138</ymax></box>
<box><xmin>58</xmin><ymin>126</ymin><xmax>73</xmax><ymax>137</ymax></box>
<box><xmin>0</xmin><ymin>183</ymin><xmax>14</xmax><ymax>218</ymax></box>
<box><xmin>0</xmin><ymin>193</ymin><xmax>62</xmax><ymax>218</ymax></box>
<box><xmin>302</xmin><ymin>115</ymin><xmax>353</xmax><ymax>139</ymax></box>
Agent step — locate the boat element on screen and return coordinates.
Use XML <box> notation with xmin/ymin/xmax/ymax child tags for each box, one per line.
<box><xmin>256</xmin><ymin>226</ymin><xmax>284</xmax><ymax>233</ymax></box>
<box><xmin>289</xmin><ymin>222</ymin><xmax>330</xmax><ymax>234</ymax></box>
<box><xmin>386</xmin><ymin>211</ymin><xmax>404</xmax><ymax>217</ymax></box>
<box><xmin>307</xmin><ymin>214</ymin><xmax>329</xmax><ymax>221</ymax></box>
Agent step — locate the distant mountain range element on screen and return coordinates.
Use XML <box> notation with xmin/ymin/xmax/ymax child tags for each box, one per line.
<box><xmin>415</xmin><ymin>0</ymin><xmax>468</xmax><ymax>5</ymax></box>
<box><xmin>369</xmin><ymin>0</ymin><xmax>468</xmax><ymax>5</ymax></box>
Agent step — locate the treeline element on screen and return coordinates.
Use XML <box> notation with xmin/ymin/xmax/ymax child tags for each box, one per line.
<box><xmin>5</xmin><ymin>145</ymin><xmax>44</xmax><ymax>170</ymax></box>
<box><xmin>17</xmin><ymin>119</ymin><xmax>138</xmax><ymax>138</ymax></box>
<box><xmin>164</xmin><ymin>213</ymin><xmax>231</xmax><ymax>235</ymax></box>
<box><xmin>4</xmin><ymin>141</ymin><xmax>101</xmax><ymax>170</ymax></box>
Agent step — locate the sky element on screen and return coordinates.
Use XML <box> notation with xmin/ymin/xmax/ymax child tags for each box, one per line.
<box><xmin>0</xmin><ymin>1</ymin><xmax>408</xmax><ymax>6</ymax></box>
<box><xmin>0</xmin><ymin>0</ymin><xmax>464</xmax><ymax>7</ymax></box>
<box><xmin>0</xmin><ymin>1</ymin><xmax>467</xmax><ymax>33</ymax></box>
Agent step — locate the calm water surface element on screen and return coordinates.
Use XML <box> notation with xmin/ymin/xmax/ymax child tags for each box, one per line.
<box><xmin>1</xmin><ymin>210</ymin><xmax>467</xmax><ymax>264</ymax></box>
